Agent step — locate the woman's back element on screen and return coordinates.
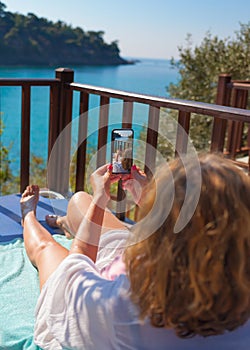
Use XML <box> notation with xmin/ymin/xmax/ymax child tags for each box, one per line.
<box><xmin>35</xmin><ymin>251</ymin><xmax>250</xmax><ymax>350</ymax></box>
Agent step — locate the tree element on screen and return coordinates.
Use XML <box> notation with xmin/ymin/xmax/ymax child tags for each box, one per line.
<box><xmin>168</xmin><ymin>23</ymin><xmax>250</xmax><ymax>102</ymax></box>
<box><xmin>160</xmin><ymin>23</ymin><xmax>250</xmax><ymax>153</ymax></box>
<box><xmin>0</xmin><ymin>1</ymin><xmax>6</xmax><ymax>16</ymax></box>
<box><xmin>0</xmin><ymin>118</ymin><xmax>48</xmax><ymax>194</ymax></box>
<box><xmin>0</xmin><ymin>2</ymin><xmax>128</xmax><ymax>65</ymax></box>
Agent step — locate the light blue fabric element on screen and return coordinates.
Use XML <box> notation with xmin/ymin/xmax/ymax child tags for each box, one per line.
<box><xmin>0</xmin><ymin>235</ymin><xmax>72</xmax><ymax>350</ymax></box>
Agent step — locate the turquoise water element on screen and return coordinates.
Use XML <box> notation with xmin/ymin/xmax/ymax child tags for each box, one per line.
<box><xmin>0</xmin><ymin>58</ymin><xmax>179</xmax><ymax>172</ymax></box>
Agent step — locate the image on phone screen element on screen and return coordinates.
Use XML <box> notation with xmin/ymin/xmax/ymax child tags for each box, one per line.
<box><xmin>111</xmin><ymin>128</ymin><xmax>134</xmax><ymax>174</ymax></box>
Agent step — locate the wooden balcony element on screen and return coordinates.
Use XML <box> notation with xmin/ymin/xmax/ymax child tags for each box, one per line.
<box><xmin>0</xmin><ymin>69</ymin><xmax>250</xmax><ymax>221</ymax></box>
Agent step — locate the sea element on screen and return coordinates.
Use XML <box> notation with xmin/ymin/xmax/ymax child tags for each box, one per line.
<box><xmin>0</xmin><ymin>58</ymin><xmax>179</xmax><ymax>173</ymax></box>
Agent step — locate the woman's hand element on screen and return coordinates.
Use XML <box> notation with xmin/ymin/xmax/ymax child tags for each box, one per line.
<box><xmin>122</xmin><ymin>165</ymin><xmax>148</xmax><ymax>206</ymax></box>
<box><xmin>90</xmin><ymin>164</ymin><xmax>120</xmax><ymax>208</ymax></box>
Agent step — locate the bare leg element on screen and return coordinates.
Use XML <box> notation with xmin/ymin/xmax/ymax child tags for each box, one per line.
<box><xmin>21</xmin><ymin>185</ymin><xmax>69</xmax><ymax>289</ymax></box>
<box><xmin>46</xmin><ymin>191</ymin><xmax>127</xmax><ymax>237</ymax></box>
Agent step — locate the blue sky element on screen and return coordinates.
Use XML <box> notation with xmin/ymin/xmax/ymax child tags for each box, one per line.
<box><xmin>2</xmin><ymin>0</ymin><xmax>250</xmax><ymax>59</ymax></box>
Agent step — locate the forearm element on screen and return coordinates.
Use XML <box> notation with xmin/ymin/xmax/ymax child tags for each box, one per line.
<box><xmin>69</xmin><ymin>194</ymin><xmax>107</xmax><ymax>262</ymax></box>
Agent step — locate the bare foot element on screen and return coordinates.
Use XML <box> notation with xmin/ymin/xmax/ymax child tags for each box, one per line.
<box><xmin>45</xmin><ymin>214</ymin><xmax>74</xmax><ymax>239</ymax></box>
<box><xmin>20</xmin><ymin>185</ymin><xmax>39</xmax><ymax>224</ymax></box>
<box><xmin>45</xmin><ymin>214</ymin><xmax>60</xmax><ymax>228</ymax></box>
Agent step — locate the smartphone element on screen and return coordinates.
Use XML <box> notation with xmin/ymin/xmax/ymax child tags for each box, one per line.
<box><xmin>111</xmin><ymin>128</ymin><xmax>134</xmax><ymax>174</ymax></box>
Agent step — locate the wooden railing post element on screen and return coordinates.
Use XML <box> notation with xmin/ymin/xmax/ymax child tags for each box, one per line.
<box><xmin>175</xmin><ymin>110</ymin><xmax>191</xmax><ymax>157</ymax></box>
<box><xmin>96</xmin><ymin>96</ymin><xmax>110</xmax><ymax>168</ymax></box>
<box><xmin>210</xmin><ymin>74</ymin><xmax>232</xmax><ymax>152</ymax></box>
<box><xmin>75</xmin><ymin>92</ymin><xmax>89</xmax><ymax>192</ymax></box>
<box><xmin>116</xmin><ymin>101</ymin><xmax>134</xmax><ymax>221</ymax></box>
<box><xmin>47</xmin><ymin>68</ymin><xmax>74</xmax><ymax>195</ymax></box>
<box><xmin>145</xmin><ymin>105</ymin><xmax>160</xmax><ymax>176</ymax></box>
<box><xmin>20</xmin><ymin>84</ymin><xmax>31</xmax><ymax>193</ymax></box>
<box><xmin>226</xmin><ymin>88</ymin><xmax>248</xmax><ymax>158</ymax></box>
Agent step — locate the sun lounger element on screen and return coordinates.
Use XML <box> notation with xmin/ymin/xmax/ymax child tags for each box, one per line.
<box><xmin>0</xmin><ymin>193</ymin><xmax>68</xmax><ymax>242</ymax></box>
<box><xmin>0</xmin><ymin>193</ymin><xmax>70</xmax><ymax>349</ymax></box>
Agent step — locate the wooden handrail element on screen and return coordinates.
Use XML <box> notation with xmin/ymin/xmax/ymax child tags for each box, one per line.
<box><xmin>211</xmin><ymin>75</ymin><xmax>250</xmax><ymax>157</ymax></box>
<box><xmin>70</xmin><ymin>82</ymin><xmax>250</xmax><ymax>121</ymax></box>
<box><xmin>0</xmin><ymin>78</ymin><xmax>59</xmax><ymax>86</ymax></box>
<box><xmin>229</xmin><ymin>82</ymin><xmax>250</xmax><ymax>90</ymax></box>
<box><xmin>1</xmin><ymin>70</ymin><xmax>250</xmax><ymax>204</ymax></box>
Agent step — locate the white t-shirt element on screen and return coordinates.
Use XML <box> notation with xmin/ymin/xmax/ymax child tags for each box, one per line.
<box><xmin>34</xmin><ymin>231</ymin><xmax>250</xmax><ymax>350</ymax></box>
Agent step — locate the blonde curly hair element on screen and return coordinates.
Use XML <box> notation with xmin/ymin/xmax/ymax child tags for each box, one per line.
<box><xmin>124</xmin><ymin>154</ymin><xmax>250</xmax><ymax>338</ymax></box>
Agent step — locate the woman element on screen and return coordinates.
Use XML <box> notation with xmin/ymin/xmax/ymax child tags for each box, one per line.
<box><xmin>20</xmin><ymin>154</ymin><xmax>250</xmax><ymax>349</ymax></box>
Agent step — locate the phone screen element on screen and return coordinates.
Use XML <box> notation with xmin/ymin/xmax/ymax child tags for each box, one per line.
<box><xmin>111</xmin><ymin>128</ymin><xmax>134</xmax><ymax>174</ymax></box>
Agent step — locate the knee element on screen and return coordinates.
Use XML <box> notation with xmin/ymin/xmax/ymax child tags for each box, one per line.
<box><xmin>65</xmin><ymin>192</ymin><xmax>93</xmax><ymax>233</ymax></box>
<box><xmin>71</xmin><ymin>191</ymin><xmax>92</xmax><ymax>204</ymax></box>
<box><xmin>68</xmin><ymin>191</ymin><xmax>92</xmax><ymax>213</ymax></box>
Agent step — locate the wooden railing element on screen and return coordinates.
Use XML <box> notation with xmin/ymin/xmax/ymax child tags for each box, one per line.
<box><xmin>0</xmin><ymin>69</ymin><xmax>250</xmax><ymax>220</ymax></box>
<box><xmin>211</xmin><ymin>74</ymin><xmax>250</xmax><ymax>169</ymax></box>
<box><xmin>0</xmin><ymin>76</ymin><xmax>59</xmax><ymax>193</ymax></box>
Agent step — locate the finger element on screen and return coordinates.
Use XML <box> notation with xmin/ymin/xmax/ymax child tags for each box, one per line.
<box><xmin>103</xmin><ymin>165</ymin><xmax>115</xmax><ymax>183</ymax></box>
<box><xmin>131</xmin><ymin>165</ymin><xmax>142</xmax><ymax>177</ymax></box>
<box><xmin>131</xmin><ymin>166</ymin><xmax>147</xmax><ymax>181</ymax></box>
<box><xmin>131</xmin><ymin>165</ymin><xmax>142</xmax><ymax>179</ymax></box>
<box><xmin>122</xmin><ymin>181</ymin><xmax>128</xmax><ymax>190</ymax></box>
<box><xmin>121</xmin><ymin>173</ymin><xmax>131</xmax><ymax>181</ymax></box>
<box><xmin>122</xmin><ymin>179</ymin><xmax>133</xmax><ymax>190</ymax></box>
<box><xmin>110</xmin><ymin>174</ymin><xmax>120</xmax><ymax>183</ymax></box>
<box><xmin>107</xmin><ymin>164</ymin><xmax>113</xmax><ymax>174</ymax></box>
<box><xmin>103</xmin><ymin>169</ymin><xmax>112</xmax><ymax>182</ymax></box>
<box><xmin>94</xmin><ymin>163</ymin><xmax>109</xmax><ymax>176</ymax></box>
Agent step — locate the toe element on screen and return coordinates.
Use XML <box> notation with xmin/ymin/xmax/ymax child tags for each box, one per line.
<box><xmin>21</xmin><ymin>188</ymin><xmax>30</xmax><ymax>200</ymax></box>
<box><xmin>45</xmin><ymin>214</ymin><xmax>58</xmax><ymax>228</ymax></box>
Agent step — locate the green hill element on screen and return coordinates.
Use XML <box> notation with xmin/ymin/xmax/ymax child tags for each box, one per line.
<box><xmin>0</xmin><ymin>2</ymin><xmax>130</xmax><ymax>66</ymax></box>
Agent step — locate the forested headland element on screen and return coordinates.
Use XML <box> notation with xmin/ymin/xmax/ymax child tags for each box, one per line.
<box><xmin>0</xmin><ymin>2</ymin><xmax>130</xmax><ymax>66</ymax></box>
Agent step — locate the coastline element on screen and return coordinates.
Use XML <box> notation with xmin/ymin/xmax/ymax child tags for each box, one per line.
<box><xmin>0</xmin><ymin>56</ymin><xmax>136</xmax><ymax>67</ymax></box>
